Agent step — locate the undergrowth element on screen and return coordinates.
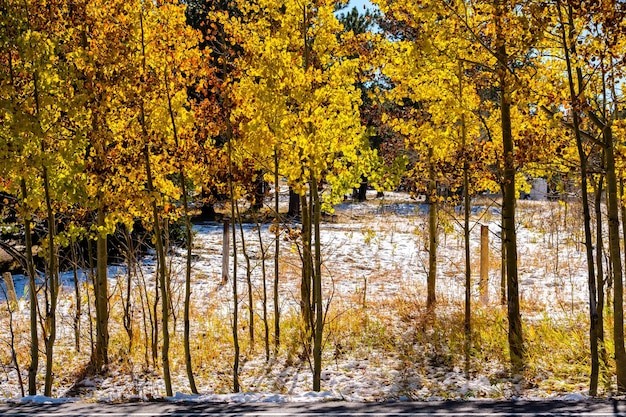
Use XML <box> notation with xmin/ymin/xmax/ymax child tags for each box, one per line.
<box><xmin>0</xmin><ymin>280</ymin><xmax>608</xmax><ymax>399</ymax></box>
<box><xmin>0</xmin><ymin>197</ymin><xmax>609</xmax><ymax>399</ymax></box>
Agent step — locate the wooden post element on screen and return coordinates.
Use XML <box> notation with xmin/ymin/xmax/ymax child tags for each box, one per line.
<box><xmin>480</xmin><ymin>225</ymin><xmax>489</xmax><ymax>304</ymax></box>
<box><xmin>3</xmin><ymin>272</ymin><xmax>17</xmax><ymax>305</ymax></box>
<box><xmin>222</xmin><ymin>219</ymin><xmax>230</xmax><ymax>285</ymax></box>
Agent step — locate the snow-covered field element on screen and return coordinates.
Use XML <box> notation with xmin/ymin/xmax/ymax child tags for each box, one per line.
<box><xmin>0</xmin><ymin>191</ymin><xmax>598</xmax><ymax>403</ymax></box>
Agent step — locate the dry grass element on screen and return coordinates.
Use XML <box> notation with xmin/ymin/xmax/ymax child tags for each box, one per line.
<box><xmin>0</xmin><ymin>279</ymin><xmax>608</xmax><ymax>399</ymax></box>
<box><xmin>0</xmin><ymin>196</ymin><xmax>613</xmax><ymax>399</ymax></box>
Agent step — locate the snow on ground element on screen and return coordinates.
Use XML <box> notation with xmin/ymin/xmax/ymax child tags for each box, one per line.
<box><xmin>0</xmin><ymin>191</ymin><xmax>595</xmax><ymax>403</ymax></box>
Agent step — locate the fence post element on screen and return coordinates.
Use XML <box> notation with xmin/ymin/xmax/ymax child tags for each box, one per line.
<box><xmin>222</xmin><ymin>219</ymin><xmax>230</xmax><ymax>285</ymax></box>
<box><xmin>480</xmin><ymin>224</ymin><xmax>489</xmax><ymax>304</ymax></box>
<box><xmin>3</xmin><ymin>272</ymin><xmax>17</xmax><ymax>305</ymax></box>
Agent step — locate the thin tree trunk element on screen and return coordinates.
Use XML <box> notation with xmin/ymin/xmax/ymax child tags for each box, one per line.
<box><xmin>227</xmin><ymin>140</ymin><xmax>241</xmax><ymax>393</ymax></box>
<box><xmin>252</xmin><ymin>171</ymin><xmax>265</xmax><ymax>211</ymax></box>
<box><xmin>257</xmin><ymin>220</ymin><xmax>270</xmax><ymax>361</ymax></box>
<box><xmin>4</xmin><ymin>280</ymin><xmax>25</xmax><ymax>397</ymax></box>
<box><xmin>595</xmin><ymin>175</ymin><xmax>606</xmax><ymax>365</ymax></box>
<box><xmin>427</xmin><ymin>146</ymin><xmax>437</xmax><ymax>310</ymax></box>
<box><xmin>86</xmin><ymin>237</ymin><xmax>95</xmax><ymax>359</ymax></box>
<box><xmin>495</xmin><ymin>0</ymin><xmax>523</xmax><ymax>373</ymax></box>
<box><xmin>29</xmin><ymin>39</ymin><xmax>59</xmax><ymax>396</ymax></box>
<box><xmin>76</xmin><ymin>8</ymin><xmax>110</xmax><ymax>374</ymax></box>
<box><xmin>145</xmin><ymin>81</ymin><xmax>158</xmax><ymax>373</ymax></box>
<box><xmin>42</xmin><ymin>161</ymin><xmax>58</xmax><ymax>397</ymax></box>
<box><xmin>138</xmin><ymin>259</ymin><xmax>153</xmax><ymax>367</ymax></box>
<box><xmin>71</xmin><ymin>241</ymin><xmax>82</xmax><ymax>353</ymax></box>
<box><xmin>141</xmin><ymin>136</ymin><xmax>172</xmax><ymax>395</ymax></box>
<box><xmin>459</xmin><ymin>63</ymin><xmax>471</xmax><ymax>378</ymax></box>
<box><xmin>236</xmin><ymin>201</ymin><xmax>255</xmax><ymax>350</ymax></box>
<box><xmin>355</xmin><ymin>177</ymin><xmax>367</xmax><ymax>202</ymax></box>
<box><xmin>273</xmin><ymin>148</ymin><xmax>281</xmax><ymax>353</ymax></box>
<box><xmin>139</xmin><ymin>9</ymin><xmax>172</xmax><ymax>397</ymax></box>
<box><xmin>480</xmin><ymin>225</ymin><xmax>490</xmax><ymax>304</ymax></box>
<box><xmin>500</xmin><ymin>204</ymin><xmax>506</xmax><ymax>306</ymax></box>
<box><xmin>146</xmin><ymin>149</ymin><xmax>172</xmax><ymax>397</ymax></box>
<box><xmin>94</xmin><ymin>198</ymin><xmax>109</xmax><ymax>373</ymax></box>
<box><xmin>89</xmin><ymin>87</ymin><xmax>109</xmax><ymax>373</ymax></box>
<box><xmin>557</xmin><ymin>0</ymin><xmax>599</xmax><ymax>394</ymax></box>
<box><xmin>288</xmin><ymin>189</ymin><xmax>300</xmax><ymax>218</ymax></box>
<box><xmin>604</xmin><ymin>124</ymin><xmax>626</xmax><ymax>391</ymax></box>
<box><xmin>619</xmin><ymin>176</ymin><xmax>626</xmax><ymax>379</ymax></box>
<box><xmin>164</xmin><ymin>67</ymin><xmax>198</xmax><ymax>393</ymax></box>
<box><xmin>300</xmin><ymin>192</ymin><xmax>313</xmax><ymax>337</ymax></box>
<box><xmin>182</xmin><ymin>152</ymin><xmax>199</xmax><ymax>393</ymax></box>
<box><xmin>311</xmin><ymin>176</ymin><xmax>323</xmax><ymax>392</ymax></box>
<box><xmin>122</xmin><ymin>227</ymin><xmax>134</xmax><ymax>357</ymax></box>
<box><xmin>21</xmin><ymin>179</ymin><xmax>38</xmax><ymax>396</ymax></box>
<box><xmin>300</xmin><ymin>3</ymin><xmax>314</xmax><ymax>349</ymax></box>
<box><xmin>163</xmin><ymin>220</ymin><xmax>176</xmax><ymax>332</ymax></box>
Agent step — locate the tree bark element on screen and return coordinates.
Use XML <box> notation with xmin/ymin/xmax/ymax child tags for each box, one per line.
<box><xmin>236</xmin><ymin>201</ymin><xmax>255</xmax><ymax>350</ymax></box>
<box><xmin>252</xmin><ymin>171</ymin><xmax>265</xmax><ymax>211</ymax></box>
<box><xmin>139</xmin><ymin>10</ymin><xmax>171</xmax><ymax>396</ymax></box>
<box><xmin>30</xmin><ymin>46</ymin><xmax>58</xmax><ymax>396</ymax></box>
<box><xmin>603</xmin><ymin>125</ymin><xmax>626</xmax><ymax>391</ymax></box>
<box><xmin>480</xmin><ymin>225</ymin><xmax>490</xmax><ymax>305</ymax></box>
<box><xmin>427</xmin><ymin>147</ymin><xmax>437</xmax><ymax>310</ymax></box>
<box><xmin>70</xmin><ymin>241</ymin><xmax>82</xmax><ymax>353</ymax></box>
<box><xmin>258</xmin><ymin>221</ymin><xmax>270</xmax><ymax>361</ymax></box>
<box><xmin>227</xmin><ymin>141</ymin><xmax>241</xmax><ymax>393</ymax></box>
<box><xmin>595</xmin><ymin>175</ymin><xmax>606</xmax><ymax>365</ymax></box>
<box><xmin>557</xmin><ymin>0</ymin><xmax>599</xmax><ymax>394</ymax></box>
<box><xmin>181</xmin><ymin>147</ymin><xmax>199</xmax><ymax>394</ymax></box>
<box><xmin>21</xmin><ymin>179</ymin><xmax>39</xmax><ymax>396</ymax></box>
<box><xmin>147</xmin><ymin>158</ymin><xmax>173</xmax><ymax>397</ymax></box>
<box><xmin>122</xmin><ymin>227</ymin><xmax>134</xmax><ymax>356</ymax></box>
<box><xmin>459</xmin><ymin>65</ymin><xmax>471</xmax><ymax>377</ymax></box>
<box><xmin>199</xmin><ymin>199</ymin><xmax>217</xmax><ymax>221</ymax></box>
<box><xmin>274</xmin><ymin>148</ymin><xmax>281</xmax><ymax>352</ymax></box>
<box><xmin>42</xmin><ymin>161</ymin><xmax>58</xmax><ymax>397</ymax></box>
<box><xmin>311</xmin><ymin>176</ymin><xmax>323</xmax><ymax>392</ymax></box>
<box><xmin>300</xmin><ymin>192</ymin><xmax>314</xmax><ymax>337</ymax></box>
<box><xmin>164</xmin><ymin>67</ymin><xmax>198</xmax><ymax>394</ymax></box>
<box><xmin>500</xmin><ymin>208</ymin><xmax>507</xmax><ymax>306</ymax></box>
<box><xmin>354</xmin><ymin>176</ymin><xmax>367</xmax><ymax>201</ymax></box>
<box><xmin>288</xmin><ymin>189</ymin><xmax>300</xmax><ymax>218</ymax></box>
<box><xmin>93</xmin><ymin>203</ymin><xmax>109</xmax><ymax>372</ymax></box>
<box><xmin>495</xmin><ymin>0</ymin><xmax>524</xmax><ymax>373</ymax></box>
<box><xmin>462</xmin><ymin>143</ymin><xmax>471</xmax><ymax>378</ymax></box>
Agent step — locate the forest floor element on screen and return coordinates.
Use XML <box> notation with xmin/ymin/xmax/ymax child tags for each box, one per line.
<box><xmin>0</xmin><ymin>191</ymin><xmax>612</xmax><ymax>403</ymax></box>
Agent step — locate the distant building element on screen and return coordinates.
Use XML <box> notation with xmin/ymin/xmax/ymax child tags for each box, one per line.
<box><xmin>529</xmin><ymin>178</ymin><xmax>548</xmax><ymax>200</ymax></box>
<box><xmin>524</xmin><ymin>176</ymin><xmax>578</xmax><ymax>201</ymax></box>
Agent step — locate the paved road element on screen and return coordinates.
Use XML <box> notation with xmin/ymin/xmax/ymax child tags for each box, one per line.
<box><xmin>1</xmin><ymin>400</ymin><xmax>626</xmax><ymax>416</ymax></box>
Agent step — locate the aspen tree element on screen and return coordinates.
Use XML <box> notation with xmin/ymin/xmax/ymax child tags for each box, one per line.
<box><xmin>0</xmin><ymin>0</ymin><xmax>89</xmax><ymax>394</ymax></box>
<box><xmin>225</xmin><ymin>0</ymin><xmax>378</xmax><ymax>391</ymax></box>
<box><xmin>375</xmin><ymin>0</ymin><xmax>551</xmax><ymax>373</ymax></box>
<box><xmin>552</xmin><ymin>0</ymin><xmax>599</xmax><ymax>395</ymax></box>
<box><xmin>538</xmin><ymin>0</ymin><xmax>626</xmax><ymax>392</ymax></box>
<box><xmin>74</xmin><ymin>0</ymin><xmax>145</xmax><ymax>371</ymax></box>
<box><xmin>374</xmin><ymin>0</ymin><xmax>496</xmax><ymax>315</ymax></box>
<box><xmin>0</xmin><ymin>3</ymin><xmax>40</xmax><ymax>394</ymax></box>
<box><xmin>133</xmin><ymin>0</ymin><xmax>203</xmax><ymax>395</ymax></box>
